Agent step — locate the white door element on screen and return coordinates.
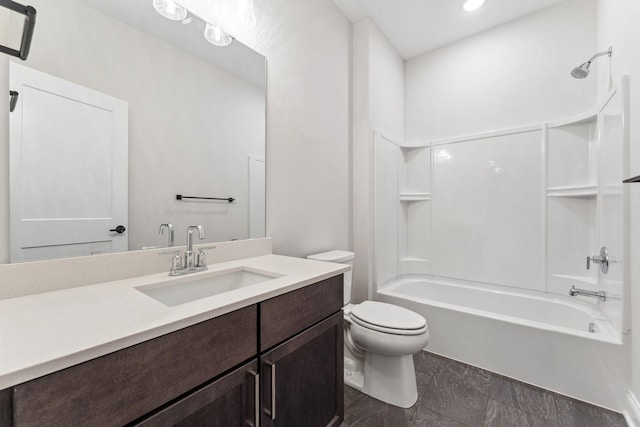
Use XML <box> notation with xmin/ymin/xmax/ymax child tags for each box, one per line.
<box><xmin>597</xmin><ymin>77</ymin><xmax>628</xmax><ymax>335</ymax></box>
<box><xmin>9</xmin><ymin>63</ymin><xmax>128</xmax><ymax>262</ymax></box>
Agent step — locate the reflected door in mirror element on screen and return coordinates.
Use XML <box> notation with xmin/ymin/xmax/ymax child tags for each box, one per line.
<box><xmin>9</xmin><ymin>63</ymin><xmax>128</xmax><ymax>262</ymax></box>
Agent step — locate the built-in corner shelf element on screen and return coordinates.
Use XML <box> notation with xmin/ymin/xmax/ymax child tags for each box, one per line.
<box><xmin>399</xmin><ymin>142</ymin><xmax>430</xmax><ymax>150</ymax></box>
<box><xmin>399</xmin><ymin>193</ymin><xmax>431</xmax><ymax>202</ymax></box>
<box><xmin>547</xmin><ymin>185</ymin><xmax>597</xmax><ymax>198</ymax></box>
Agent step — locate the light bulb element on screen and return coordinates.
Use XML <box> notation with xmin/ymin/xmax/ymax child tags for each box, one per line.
<box><xmin>153</xmin><ymin>0</ymin><xmax>188</xmax><ymax>21</ymax></box>
<box><xmin>463</xmin><ymin>0</ymin><xmax>486</xmax><ymax>12</ymax></box>
<box><xmin>204</xmin><ymin>23</ymin><xmax>233</xmax><ymax>47</ymax></box>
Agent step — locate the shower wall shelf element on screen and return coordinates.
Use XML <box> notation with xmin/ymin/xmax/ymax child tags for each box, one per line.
<box><xmin>399</xmin><ymin>193</ymin><xmax>431</xmax><ymax>201</ymax></box>
<box><xmin>399</xmin><ymin>142</ymin><xmax>431</xmax><ymax>149</ymax></box>
<box><xmin>546</xmin><ymin>185</ymin><xmax>597</xmax><ymax>198</ymax></box>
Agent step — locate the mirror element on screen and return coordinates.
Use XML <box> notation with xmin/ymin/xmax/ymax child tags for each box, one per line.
<box><xmin>2</xmin><ymin>0</ymin><xmax>266</xmax><ymax>263</ymax></box>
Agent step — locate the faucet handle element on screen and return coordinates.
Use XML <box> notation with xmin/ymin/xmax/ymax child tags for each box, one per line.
<box><xmin>196</xmin><ymin>246</ymin><xmax>216</xmax><ymax>268</ymax></box>
<box><xmin>586</xmin><ymin>247</ymin><xmax>609</xmax><ymax>274</ymax></box>
<box><xmin>158</xmin><ymin>249</ymin><xmax>183</xmax><ymax>273</ymax></box>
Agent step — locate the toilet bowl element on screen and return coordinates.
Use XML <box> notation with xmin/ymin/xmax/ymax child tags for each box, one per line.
<box><xmin>307</xmin><ymin>250</ymin><xmax>429</xmax><ymax>408</ymax></box>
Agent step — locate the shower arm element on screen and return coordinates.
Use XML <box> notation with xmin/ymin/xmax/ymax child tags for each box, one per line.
<box><xmin>586</xmin><ymin>47</ymin><xmax>613</xmax><ymax>64</ymax></box>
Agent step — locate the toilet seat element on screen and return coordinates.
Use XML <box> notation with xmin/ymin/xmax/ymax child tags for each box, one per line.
<box><xmin>350</xmin><ymin>301</ymin><xmax>428</xmax><ymax>336</ymax></box>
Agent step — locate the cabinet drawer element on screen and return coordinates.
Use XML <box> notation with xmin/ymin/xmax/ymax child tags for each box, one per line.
<box><xmin>14</xmin><ymin>305</ymin><xmax>257</xmax><ymax>427</ymax></box>
<box><xmin>260</xmin><ymin>274</ymin><xmax>342</xmax><ymax>351</ymax></box>
<box><xmin>135</xmin><ymin>359</ymin><xmax>259</xmax><ymax>427</ymax></box>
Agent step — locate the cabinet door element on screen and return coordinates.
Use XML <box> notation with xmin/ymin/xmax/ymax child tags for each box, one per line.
<box><xmin>261</xmin><ymin>312</ymin><xmax>343</xmax><ymax>427</ymax></box>
<box><xmin>136</xmin><ymin>360</ymin><xmax>259</xmax><ymax>427</ymax></box>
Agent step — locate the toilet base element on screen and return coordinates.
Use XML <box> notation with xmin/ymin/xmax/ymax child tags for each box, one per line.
<box><xmin>344</xmin><ymin>357</ymin><xmax>364</xmax><ymax>389</ymax></box>
<box><xmin>344</xmin><ymin>353</ymin><xmax>419</xmax><ymax>408</ymax></box>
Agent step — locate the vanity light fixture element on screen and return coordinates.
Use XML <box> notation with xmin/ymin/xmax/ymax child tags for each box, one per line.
<box><xmin>463</xmin><ymin>0</ymin><xmax>486</xmax><ymax>12</ymax></box>
<box><xmin>204</xmin><ymin>23</ymin><xmax>233</xmax><ymax>47</ymax></box>
<box><xmin>152</xmin><ymin>0</ymin><xmax>187</xmax><ymax>21</ymax></box>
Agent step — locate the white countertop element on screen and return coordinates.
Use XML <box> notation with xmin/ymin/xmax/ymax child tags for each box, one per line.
<box><xmin>0</xmin><ymin>254</ymin><xmax>349</xmax><ymax>389</ymax></box>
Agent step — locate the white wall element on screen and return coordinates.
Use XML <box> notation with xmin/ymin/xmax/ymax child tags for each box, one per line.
<box><xmin>1</xmin><ymin>0</ymin><xmax>265</xmax><ymax>259</ymax></box>
<box><xmin>405</xmin><ymin>0</ymin><xmax>597</xmax><ymax>141</ymax></box>
<box><xmin>352</xmin><ymin>19</ymin><xmax>404</xmax><ymax>302</ymax></box>
<box><xmin>0</xmin><ymin>12</ymin><xmax>9</xmax><ymax>263</ymax></box>
<box><xmin>216</xmin><ymin>0</ymin><xmax>352</xmax><ymax>259</ymax></box>
<box><xmin>597</xmin><ymin>0</ymin><xmax>640</xmax><ymax>422</ymax></box>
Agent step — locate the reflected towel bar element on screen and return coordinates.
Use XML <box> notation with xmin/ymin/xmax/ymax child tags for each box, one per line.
<box><xmin>176</xmin><ymin>194</ymin><xmax>235</xmax><ymax>203</ymax></box>
<box><xmin>0</xmin><ymin>0</ymin><xmax>36</xmax><ymax>61</ymax></box>
<box><xmin>623</xmin><ymin>174</ymin><xmax>640</xmax><ymax>183</ymax></box>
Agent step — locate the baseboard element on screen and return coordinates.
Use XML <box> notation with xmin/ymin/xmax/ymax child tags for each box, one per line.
<box><xmin>624</xmin><ymin>391</ymin><xmax>640</xmax><ymax>427</ymax></box>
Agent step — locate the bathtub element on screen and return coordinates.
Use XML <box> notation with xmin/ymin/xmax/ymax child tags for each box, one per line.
<box><xmin>376</xmin><ymin>276</ymin><xmax>628</xmax><ymax>411</ymax></box>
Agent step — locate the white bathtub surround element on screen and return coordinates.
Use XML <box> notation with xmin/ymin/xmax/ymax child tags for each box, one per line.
<box><xmin>0</xmin><ymin>250</ymin><xmax>349</xmax><ymax>389</ymax></box>
<box><xmin>377</xmin><ymin>277</ymin><xmax>627</xmax><ymax>411</ymax></box>
<box><xmin>370</xmin><ymin>78</ymin><xmax>629</xmax><ymax>412</ymax></box>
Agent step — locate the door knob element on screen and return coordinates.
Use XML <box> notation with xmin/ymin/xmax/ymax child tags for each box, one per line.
<box><xmin>110</xmin><ymin>225</ymin><xmax>126</xmax><ymax>234</ymax></box>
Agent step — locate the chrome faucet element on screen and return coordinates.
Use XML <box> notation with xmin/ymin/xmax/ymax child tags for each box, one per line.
<box><xmin>158</xmin><ymin>225</ymin><xmax>215</xmax><ymax>276</ymax></box>
<box><xmin>569</xmin><ymin>285</ymin><xmax>606</xmax><ymax>302</ymax></box>
<box><xmin>159</xmin><ymin>223</ymin><xmax>174</xmax><ymax>247</ymax></box>
<box><xmin>586</xmin><ymin>246</ymin><xmax>609</xmax><ymax>274</ymax></box>
<box><xmin>185</xmin><ymin>225</ymin><xmax>205</xmax><ymax>269</ymax></box>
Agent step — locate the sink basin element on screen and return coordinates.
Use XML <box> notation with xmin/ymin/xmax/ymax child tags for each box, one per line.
<box><xmin>136</xmin><ymin>267</ymin><xmax>283</xmax><ymax>307</ymax></box>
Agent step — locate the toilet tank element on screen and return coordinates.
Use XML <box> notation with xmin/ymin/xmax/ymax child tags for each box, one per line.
<box><xmin>307</xmin><ymin>250</ymin><xmax>354</xmax><ymax>305</ymax></box>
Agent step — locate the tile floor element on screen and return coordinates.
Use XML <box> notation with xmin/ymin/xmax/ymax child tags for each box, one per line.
<box><xmin>343</xmin><ymin>351</ymin><xmax>627</xmax><ymax>427</ymax></box>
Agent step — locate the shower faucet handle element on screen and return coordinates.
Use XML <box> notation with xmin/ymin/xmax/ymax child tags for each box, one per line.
<box><xmin>586</xmin><ymin>246</ymin><xmax>609</xmax><ymax>274</ymax></box>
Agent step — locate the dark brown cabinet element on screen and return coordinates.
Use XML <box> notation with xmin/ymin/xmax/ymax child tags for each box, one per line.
<box><xmin>261</xmin><ymin>312</ymin><xmax>344</xmax><ymax>427</ymax></box>
<box><xmin>0</xmin><ymin>274</ymin><xmax>344</xmax><ymax>427</ymax></box>
<box><xmin>135</xmin><ymin>360</ymin><xmax>259</xmax><ymax>427</ymax></box>
<box><xmin>13</xmin><ymin>305</ymin><xmax>257</xmax><ymax>426</ymax></box>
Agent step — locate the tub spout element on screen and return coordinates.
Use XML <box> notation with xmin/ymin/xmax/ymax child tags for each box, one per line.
<box><xmin>569</xmin><ymin>285</ymin><xmax>606</xmax><ymax>302</ymax></box>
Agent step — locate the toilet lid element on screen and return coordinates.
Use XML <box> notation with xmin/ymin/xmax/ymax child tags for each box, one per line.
<box><xmin>350</xmin><ymin>301</ymin><xmax>427</xmax><ymax>334</ymax></box>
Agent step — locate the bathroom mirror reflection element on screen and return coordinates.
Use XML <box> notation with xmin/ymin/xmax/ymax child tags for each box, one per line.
<box><xmin>1</xmin><ymin>0</ymin><xmax>267</xmax><ymax>263</ymax></box>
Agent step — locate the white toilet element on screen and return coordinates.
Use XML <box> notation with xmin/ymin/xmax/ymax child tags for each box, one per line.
<box><xmin>307</xmin><ymin>250</ymin><xmax>429</xmax><ymax>408</ymax></box>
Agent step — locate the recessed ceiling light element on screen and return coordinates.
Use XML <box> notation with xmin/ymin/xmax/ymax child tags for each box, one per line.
<box><xmin>204</xmin><ymin>23</ymin><xmax>233</xmax><ymax>47</ymax></box>
<box><xmin>463</xmin><ymin>0</ymin><xmax>486</xmax><ymax>12</ymax></box>
<box><xmin>153</xmin><ymin>0</ymin><xmax>188</xmax><ymax>21</ymax></box>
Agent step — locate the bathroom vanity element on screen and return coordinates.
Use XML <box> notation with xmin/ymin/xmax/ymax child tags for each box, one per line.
<box><xmin>0</xmin><ymin>247</ymin><xmax>347</xmax><ymax>426</ymax></box>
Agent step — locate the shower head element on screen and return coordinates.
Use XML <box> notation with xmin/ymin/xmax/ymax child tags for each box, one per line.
<box><xmin>571</xmin><ymin>62</ymin><xmax>591</xmax><ymax>79</ymax></box>
<box><xmin>570</xmin><ymin>47</ymin><xmax>612</xmax><ymax>79</ymax></box>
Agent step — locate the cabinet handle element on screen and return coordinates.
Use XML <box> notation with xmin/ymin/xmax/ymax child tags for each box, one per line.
<box><xmin>268</xmin><ymin>362</ymin><xmax>276</xmax><ymax>420</ymax></box>
<box><xmin>247</xmin><ymin>370</ymin><xmax>260</xmax><ymax>427</ymax></box>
